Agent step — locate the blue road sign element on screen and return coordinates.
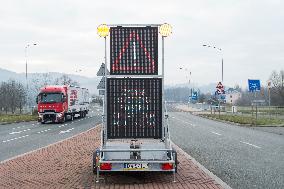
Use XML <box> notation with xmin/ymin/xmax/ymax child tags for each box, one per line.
<box><xmin>191</xmin><ymin>91</ymin><xmax>198</xmax><ymax>100</ymax></box>
<box><xmin>248</xmin><ymin>79</ymin><xmax>261</xmax><ymax>92</ymax></box>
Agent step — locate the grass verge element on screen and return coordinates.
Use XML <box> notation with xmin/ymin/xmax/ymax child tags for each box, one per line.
<box><xmin>202</xmin><ymin>114</ymin><xmax>284</xmax><ymax>126</ymax></box>
<box><xmin>0</xmin><ymin>114</ymin><xmax>37</xmax><ymax>124</ymax></box>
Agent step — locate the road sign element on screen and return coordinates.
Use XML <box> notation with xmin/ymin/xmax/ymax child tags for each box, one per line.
<box><xmin>99</xmin><ymin>90</ymin><xmax>105</xmax><ymax>95</ymax></box>
<box><xmin>248</xmin><ymin>79</ymin><xmax>260</xmax><ymax>92</ymax></box>
<box><xmin>191</xmin><ymin>91</ymin><xmax>198</xmax><ymax>100</ymax></box>
<box><xmin>110</xmin><ymin>27</ymin><xmax>158</xmax><ymax>75</ymax></box>
<box><xmin>97</xmin><ymin>77</ymin><xmax>106</xmax><ymax>89</ymax></box>
<box><xmin>215</xmin><ymin>82</ymin><xmax>225</xmax><ymax>95</ymax></box>
<box><xmin>107</xmin><ymin>78</ymin><xmax>162</xmax><ymax>139</ymax></box>
<box><xmin>97</xmin><ymin>63</ymin><xmax>110</xmax><ymax>76</ymax></box>
<box><xmin>252</xmin><ymin>99</ymin><xmax>265</xmax><ymax>105</ymax></box>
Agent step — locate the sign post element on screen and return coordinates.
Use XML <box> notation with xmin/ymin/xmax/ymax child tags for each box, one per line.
<box><xmin>215</xmin><ymin>82</ymin><xmax>225</xmax><ymax>118</ymax></box>
<box><xmin>267</xmin><ymin>80</ymin><xmax>272</xmax><ymax>119</ymax></box>
<box><xmin>248</xmin><ymin>79</ymin><xmax>261</xmax><ymax>125</ymax></box>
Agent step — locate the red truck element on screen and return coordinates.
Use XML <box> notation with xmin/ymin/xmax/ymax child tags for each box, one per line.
<box><xmin>36</xmin><ymin>85</ymin><xmax>89</xmax><ymax>124</ymax></box>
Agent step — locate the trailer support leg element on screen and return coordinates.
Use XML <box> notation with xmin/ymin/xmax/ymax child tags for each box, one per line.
<box><xmin>95</xmin><ymin>168</ymin><xmax>100</xmax><ymax>183</ymax></box>
<box><xmin>173</xmin><ymin>150</ymin><xmax>177</xmax><ymax>183</ymax></box>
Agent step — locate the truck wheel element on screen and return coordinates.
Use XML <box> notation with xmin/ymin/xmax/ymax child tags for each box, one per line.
<box><xmin>61</xmin><ymin>115</ymin><xmax>65</xmax><ymax>123</ymax></box>
<box><xmin>41</xmin><ymin>121</ymin><xmax>45</xmax><ymax>124</ymax></box>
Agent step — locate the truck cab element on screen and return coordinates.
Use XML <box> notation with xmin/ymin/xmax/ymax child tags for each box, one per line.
<box><xmin>37</xmin><ymin>86</ymin><xmax>68</xmax><ymax>123</ymax></box>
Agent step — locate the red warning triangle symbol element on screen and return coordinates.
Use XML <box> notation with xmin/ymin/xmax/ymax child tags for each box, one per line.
<box><xmin>112</xmin><ymin>31</ymin><xmax>155</xmax><ymax>72</ymax></box>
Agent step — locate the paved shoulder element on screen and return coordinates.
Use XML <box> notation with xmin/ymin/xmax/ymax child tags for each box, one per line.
<box><xmin>0</xmin><ymin>125</ymin><xmax>228</xmax><ymax>189</ymax></box>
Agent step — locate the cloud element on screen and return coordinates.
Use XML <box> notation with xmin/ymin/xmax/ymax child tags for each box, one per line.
<box><xmin>0</xmin><ymin>0</ymin><xmax>283</xmax><ymax>89</ymax></box>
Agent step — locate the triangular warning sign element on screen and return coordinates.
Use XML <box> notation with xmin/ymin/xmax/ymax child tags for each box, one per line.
<box><xmin>111</xmin><ymin>29</ymin><xmax>157</xmax><ymax>73</ymax></box>
<box><xmin>97</xmin><ymin>63</ymin><xmax>110</xmax><ymax>76</ymax></box>
<box><xmin>97</xmin><ymin>77</ymin><xmax>106</xmax><ymax>89</ymax></box>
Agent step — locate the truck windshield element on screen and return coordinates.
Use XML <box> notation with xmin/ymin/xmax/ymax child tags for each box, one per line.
<box><xmin>39</xmin><ymin>93</ymin><xmax>62</xmax><ymax>103</ymax></box>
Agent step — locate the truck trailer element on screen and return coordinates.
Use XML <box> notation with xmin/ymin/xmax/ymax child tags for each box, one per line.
<box><xmin>36</xmin><ymin>85</ymin><xmax>89</xmax><ymax>123</ymax></box>
<box><xmin>93</xmin><ymin>24</ymin><xmax>177</xmax><ymax>182</ymax></box>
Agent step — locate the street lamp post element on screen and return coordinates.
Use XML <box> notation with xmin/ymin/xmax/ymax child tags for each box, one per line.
<box><xmin>25</xmin><ymin>43</ymin><xmax>37</xmax><ymax>88</ymax></box>
<box><xmin>179</xmin><ymin>67</ymin><xmax>191</xmax><ymax>106</ymax></box>
<box><xmin>25</xmin><ymin>43</ymin><xmax>37</xmax><ymax>112</ymax></box>
<box><xmin>202</xmin><ymin>44</ymin><xmax>223</xmax><ymax>82</ymax></box>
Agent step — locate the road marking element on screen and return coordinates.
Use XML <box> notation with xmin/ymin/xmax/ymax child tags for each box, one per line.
<box><xmin>9</xmin><ymin>131</ymin><xmax>22</xmax><ymax>135</ymax></box>
<box><xmin>59</xmin><ymin>128</ymin><xmax>74</xmax><ymax>134</ymax></box>
<box><xmin>9</xmin><ymin>128</ymin><xmax>31</xmax><ymax>135</ymax></box>
<box><xmin>240</xmin><ymin>141</ymin><xmax>261</xmax><ymax>149</ymax></box>
<box><xmin>177</xmin><ymin>119</ymin><xmax>196</xmax><ymax>127</ymax></box>
<box><xmin>211</xmin><ymin>131</ymin><xmax>222</xmax><ymax>136</ymax></box>
<box><xmin>2</xmin><ymin>135</ymin><xmax>29</xmax><ymax>143</ymax></box>
<box><xmin>37</xmin><ymin>129</ymin><xmax>52</xmax><ymax>134</ymax></box>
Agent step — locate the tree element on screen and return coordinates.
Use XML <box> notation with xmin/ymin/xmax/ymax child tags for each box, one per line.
<box><xmin>198</xmin><ymin>93</ymin><xmax>206</xmax><ymax>103</ymax></box>
<box><xmin>270</xmin><ymin>70</ymin><xmax>284</xmax><ymax>105</ymax></box>
<box><xmin>0</xmin><ymin>80</ymin><xmax>26</xmax><ymax>114</ymax></box>
<box><xmin>54</xmin><ymin>74</ymin><xmax>79</xmax><ymax>86</ymax></box>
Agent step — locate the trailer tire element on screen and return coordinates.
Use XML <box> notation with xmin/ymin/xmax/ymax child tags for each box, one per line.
<box><xmin>61</xmin><ymin>115</ymin><xmax>65</xmax><ymax>123</ymax></box>
<box><xmin>173</xmin><ymin>150</ymin><xmax>178</xmax><ymax>173</ymax></box>
<box><xmin>92</xmin><ymin>152</ymin><xmax>97</xmax><ymax>174</ymax></box>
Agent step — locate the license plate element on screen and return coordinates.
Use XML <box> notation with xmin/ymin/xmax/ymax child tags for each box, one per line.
<box><xmin>124</xmin><ymin>163</ymin><xmax>148</xmax><ymax>170</ymax></box>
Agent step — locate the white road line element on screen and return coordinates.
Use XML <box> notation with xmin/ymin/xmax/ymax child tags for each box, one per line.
<box><xmin>240</xmin><ymin>141</ymin><xmax>261</xmax><ymax>149</ymax></box>
<box><xmin>59</xmin><ymin>128</ymin><xmax>74</xmax><ymax>134</ymax></box>
<box><xmin>37</xmin><ymin>129</ymin><xmax>52</xmax><ymax>134</ymax></box>
<box><xmin>211</xmin><ymin>131</ymin><xmax>222</xmax><ymax>136</ymax></box>
<box><xmin>9</xmin><ymin>131</ymin><xmax>22</xmax><ymax>135</ymax></box>
<box><xmin>9</xmin><ymin>128</ymin><xmax>31</xmax><ymax>135</ymax></box>
<box><xmin>177</xmin><ymin>119</ymin><xmax>196</xmax><ymax>127</ymax></box>
<box><xmin>2</xmin><ymin>135</ymin><xmax>29</xmax><ymax>143</ymax></box>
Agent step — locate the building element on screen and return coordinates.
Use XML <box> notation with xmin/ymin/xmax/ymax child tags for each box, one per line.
<box><xmin>225</xmin><ymin>88</ymin><xmax>242</xmax><ymax>105</ymax></box>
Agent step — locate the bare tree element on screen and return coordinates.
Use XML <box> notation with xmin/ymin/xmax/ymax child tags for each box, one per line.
<box><xmin>270</xmin><ymin>70</ymin><xmax>284</xmax><ymax>105</ymax></box>
<box><xmin>54</xmin><ymin>74</ymin><xmax>80</xmax><ymax>86</ymax></box>
<box><xmin>0</xmin><ymin>80</ymin><xmax>26</xmax><ymax>114</ymax></box>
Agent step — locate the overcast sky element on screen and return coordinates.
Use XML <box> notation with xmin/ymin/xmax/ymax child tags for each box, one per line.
<box><xmin>0</xmin><ymin>0</ymin><xmax>283</xmax><ymax>88</ymax></box>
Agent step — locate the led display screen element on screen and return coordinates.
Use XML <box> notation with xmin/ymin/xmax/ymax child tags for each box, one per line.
<box><xmin>110</xmin><ymin>27</ymin><xmax>158</xmax><ymax>75</ymax></box>
<box><xmin>107</xmin><ymin>78</ymin><xmax>162</xmax><ymax>139</ymax></box>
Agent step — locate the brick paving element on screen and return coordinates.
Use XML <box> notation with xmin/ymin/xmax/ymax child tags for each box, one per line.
<box><xmin>0</xmin><ymin>125</ymin><xmax>225</xmax><ymax>189</ymax></box>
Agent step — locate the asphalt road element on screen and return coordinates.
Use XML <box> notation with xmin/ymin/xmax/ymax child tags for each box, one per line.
<box><xmin>168</xmin><ymin>105</ymin><xmax>284</xmax><ymax>189</ymax></box>
<box><xmin>0</xmin><ymin>104</ymin><xmax>102</xmax><ymax>162</ymax></box>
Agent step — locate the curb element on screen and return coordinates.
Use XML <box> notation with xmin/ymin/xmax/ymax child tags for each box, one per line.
<box><xmin>172</xmin><ymin>143</ymin><xmax>232</xmax><ymax>189</ymax></box>
<box><xmin>0</xmin><ymin>120</ymin><xmax>37</xmax><ymax>125</ymax></box>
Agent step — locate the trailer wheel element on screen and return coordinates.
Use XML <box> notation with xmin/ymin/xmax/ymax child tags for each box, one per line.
<box><xmin>92</xmin><ymin>152</ymin><xmax>97</xmax><ymax>174</ymax></box>
<box><xmin>173</xmin><ymin>150</ymin><xmax>178</xmax><ymax>173</ymax></box>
